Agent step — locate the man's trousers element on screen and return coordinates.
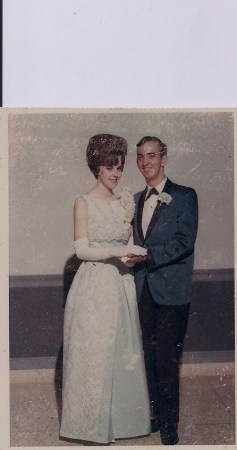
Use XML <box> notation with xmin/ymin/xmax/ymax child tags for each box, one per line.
<box><xmin>138</xmin><ymin>278</ymin><xmax>190</xmax><ymax>425</ymax></box>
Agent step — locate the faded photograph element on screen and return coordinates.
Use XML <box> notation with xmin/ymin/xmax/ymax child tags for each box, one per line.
<box><xmin>9</xmin><ymin>110</ymin><xmax>235</xmax><ymax>446</ymax></box>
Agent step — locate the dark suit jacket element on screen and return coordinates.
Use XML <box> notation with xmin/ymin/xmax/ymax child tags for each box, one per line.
<box><xmin>133</xmin><ymin>178</ymin><xmax>198</xmax><ymax>305</ymax></box>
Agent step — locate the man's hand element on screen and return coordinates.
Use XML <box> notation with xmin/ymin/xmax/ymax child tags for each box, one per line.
<box><xmin>126</xmin><ymin>254</ymin><xmax>147</xmax><ymax>266</ymax></box>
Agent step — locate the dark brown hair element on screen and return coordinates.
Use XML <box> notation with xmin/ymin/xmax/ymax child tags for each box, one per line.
<box><xmin>86</xmin><ymin>134</ymin><xmax>127</xmax><ymax>178</ymax></box>
<box><xmin>136</xmin><ymin>136</ymin><xmax>167</xmax><ymax>157</ymax></box>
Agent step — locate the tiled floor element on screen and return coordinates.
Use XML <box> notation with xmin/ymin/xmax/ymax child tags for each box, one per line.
<box><xmin>10</xmin><ymin>373</ymin><xmax>235</xmax><ymax>446</ymax></box>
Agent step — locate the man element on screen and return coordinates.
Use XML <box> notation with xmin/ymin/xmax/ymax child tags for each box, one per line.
<box><xmin>127</xmin><ymin>136</ymin><xmax>198</xmax><ymax>445</ymax></box>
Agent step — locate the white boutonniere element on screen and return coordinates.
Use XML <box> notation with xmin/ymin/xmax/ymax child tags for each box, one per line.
<box><xmin>157</xmin><ymin>192</ymin><xmax>172</xmax><ymax>205</ymax></box>
<box><xmin>118</xmin><ymin>187</ymin><xmax>135</xmax><ymax>223</ymax></box>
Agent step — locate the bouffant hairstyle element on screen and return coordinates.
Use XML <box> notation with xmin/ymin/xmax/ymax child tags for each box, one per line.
<box><xmin>86</xmin><ymin>134</ymin><xmax>128</xmax><ymax>178</ymax></box>
<box><xmin>136</xmin><ymin>136</ymin><xmax>167</xmax><ymax>157</ymax></box>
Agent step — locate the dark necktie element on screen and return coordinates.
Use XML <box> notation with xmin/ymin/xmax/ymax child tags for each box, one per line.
<box><xmin>145</xmin><ymin>187</ymin><xmax>159</xmax><ymax>201</ymax></box>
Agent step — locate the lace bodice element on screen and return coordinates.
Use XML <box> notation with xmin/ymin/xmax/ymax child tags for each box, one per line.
<box><xmin>84</xmin><ymin>195</ymin><xmax>132</xmax><ymax>246</ymax></box>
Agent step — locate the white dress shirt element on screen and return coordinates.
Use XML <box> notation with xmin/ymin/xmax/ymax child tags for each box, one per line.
<box><xmin>142</xmin><ymin>177</ymin><xmax>167</xmax><ymax>236</ymax></box>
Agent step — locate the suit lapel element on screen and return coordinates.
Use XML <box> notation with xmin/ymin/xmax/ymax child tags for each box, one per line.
<box><xmin>136</xmin><ymin>187</ymin><xmax>147</xmax><ymax>242</ymax></box>
<box><xmin>144</xmin><ymin>201</ymin><xmax>161</xmax><ymax>241</ymax></box>
<box><xmin>144</xmin><ymin>178</ymin><xmax>173</xmax><ymax>242</ymax></box>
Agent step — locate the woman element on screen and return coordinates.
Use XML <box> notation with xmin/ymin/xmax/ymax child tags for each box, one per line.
<box><xmin>60</xmin><ymin>134</ymin><xmax>150</xmax><ymax>444</ymax></box>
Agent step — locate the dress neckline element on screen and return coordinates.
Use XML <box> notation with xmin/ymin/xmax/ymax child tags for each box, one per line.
<box><xmin>84</xmin><ymin>194</ymin><xmax>120</xmax><ymax>204</ymax></box>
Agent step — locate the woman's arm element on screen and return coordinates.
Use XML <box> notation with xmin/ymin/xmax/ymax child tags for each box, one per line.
<box><xmin>74</xmin><ymin>196</ymin><xmax>88</xmax><ymax>240</ymax></box>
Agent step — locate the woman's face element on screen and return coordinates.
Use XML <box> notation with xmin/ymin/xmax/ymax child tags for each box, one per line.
<box><xmin>97</xmin><ymin>155</ymin><xmax>124</xmax><ymax>190</ymax></box>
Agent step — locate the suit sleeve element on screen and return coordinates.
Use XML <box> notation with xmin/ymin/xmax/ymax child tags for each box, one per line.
<box><xmin>146</xmin><ymin>188</ymin><xmax>198</xmax><ymax>270</ymax></box>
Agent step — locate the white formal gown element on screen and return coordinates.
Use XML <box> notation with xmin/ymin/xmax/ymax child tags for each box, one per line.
<box><xmin>60</xmin><ymin>193</ymin><xmax>150</xmax><ymax>444</ymax></box>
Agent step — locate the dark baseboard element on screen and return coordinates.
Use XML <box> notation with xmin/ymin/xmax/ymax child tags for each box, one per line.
<box><xmin>10</xmin><ymin>350</ymin><xmax>235</xmax><ymax>371</ymax></box>
<box><xmin>9</xmin><ymin>268</ymin><xmax>235</xmax><ymax>365</ymax></box>
<box><xmin>9</xmin><ymin>268</ymin><xmax>235</xmax><ymax>288</ymax></box>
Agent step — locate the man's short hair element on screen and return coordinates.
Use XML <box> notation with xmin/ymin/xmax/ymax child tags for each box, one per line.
<box><xmin>136</xmin><ymin>136</ymin><xmax>167</xmax><ymax>157</ymax></box>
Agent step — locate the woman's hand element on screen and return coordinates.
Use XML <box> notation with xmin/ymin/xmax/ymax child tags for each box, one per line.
<box><xmin>126</xmin><ymin>245</ymin><xmax>147</xmax><ymax>257</ymax></box>
<box><xmin>121</xmin><ymin>253</ymin><xmax>147</xmax><ymax>267</ymax></box>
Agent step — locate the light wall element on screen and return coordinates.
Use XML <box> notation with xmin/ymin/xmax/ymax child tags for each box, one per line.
<box><xmin>9</xmin><ymin>110</ymin><xmax>234</xmax><ymax>275</ymax></box>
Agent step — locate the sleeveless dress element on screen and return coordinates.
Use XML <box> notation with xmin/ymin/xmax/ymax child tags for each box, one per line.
<box><xmin>60</xmin><ymin>193</ymin><xmax>150</xmax><ymax>444</ymax></box>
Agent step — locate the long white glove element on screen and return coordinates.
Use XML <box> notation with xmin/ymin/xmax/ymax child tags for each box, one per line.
<box><xmin>74</xmin><ymin>238</ymin><xmax>147</xmax><ymax>261</ymax></box>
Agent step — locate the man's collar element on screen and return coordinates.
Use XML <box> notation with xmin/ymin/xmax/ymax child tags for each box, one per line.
<box><xmin>146</xmin><ymin>177</ymin><xmax>167</xmax><ymax>194</ymax></box>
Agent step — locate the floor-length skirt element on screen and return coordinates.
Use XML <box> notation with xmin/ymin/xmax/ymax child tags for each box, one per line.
<box><xmin>60</xmin><ymin>260</ymin><xmax>150</xmax><ymax>443</ymax></box>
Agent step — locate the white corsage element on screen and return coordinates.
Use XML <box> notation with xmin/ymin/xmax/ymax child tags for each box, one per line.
<box><xmin>157</xmin><ymin>192</ymin><xmax>172</xmax><ymax>205</ymax></box>
<box><xmin>118</xmin><ymin>187</ymin><xmax>135</xmax><ymax>223</ymax></box>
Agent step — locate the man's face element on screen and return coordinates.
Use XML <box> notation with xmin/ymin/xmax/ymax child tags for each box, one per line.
<box><xmin>136</xmin><ymin>141</ymin><xmax>167</xmax><ymax>186</ymax></box>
